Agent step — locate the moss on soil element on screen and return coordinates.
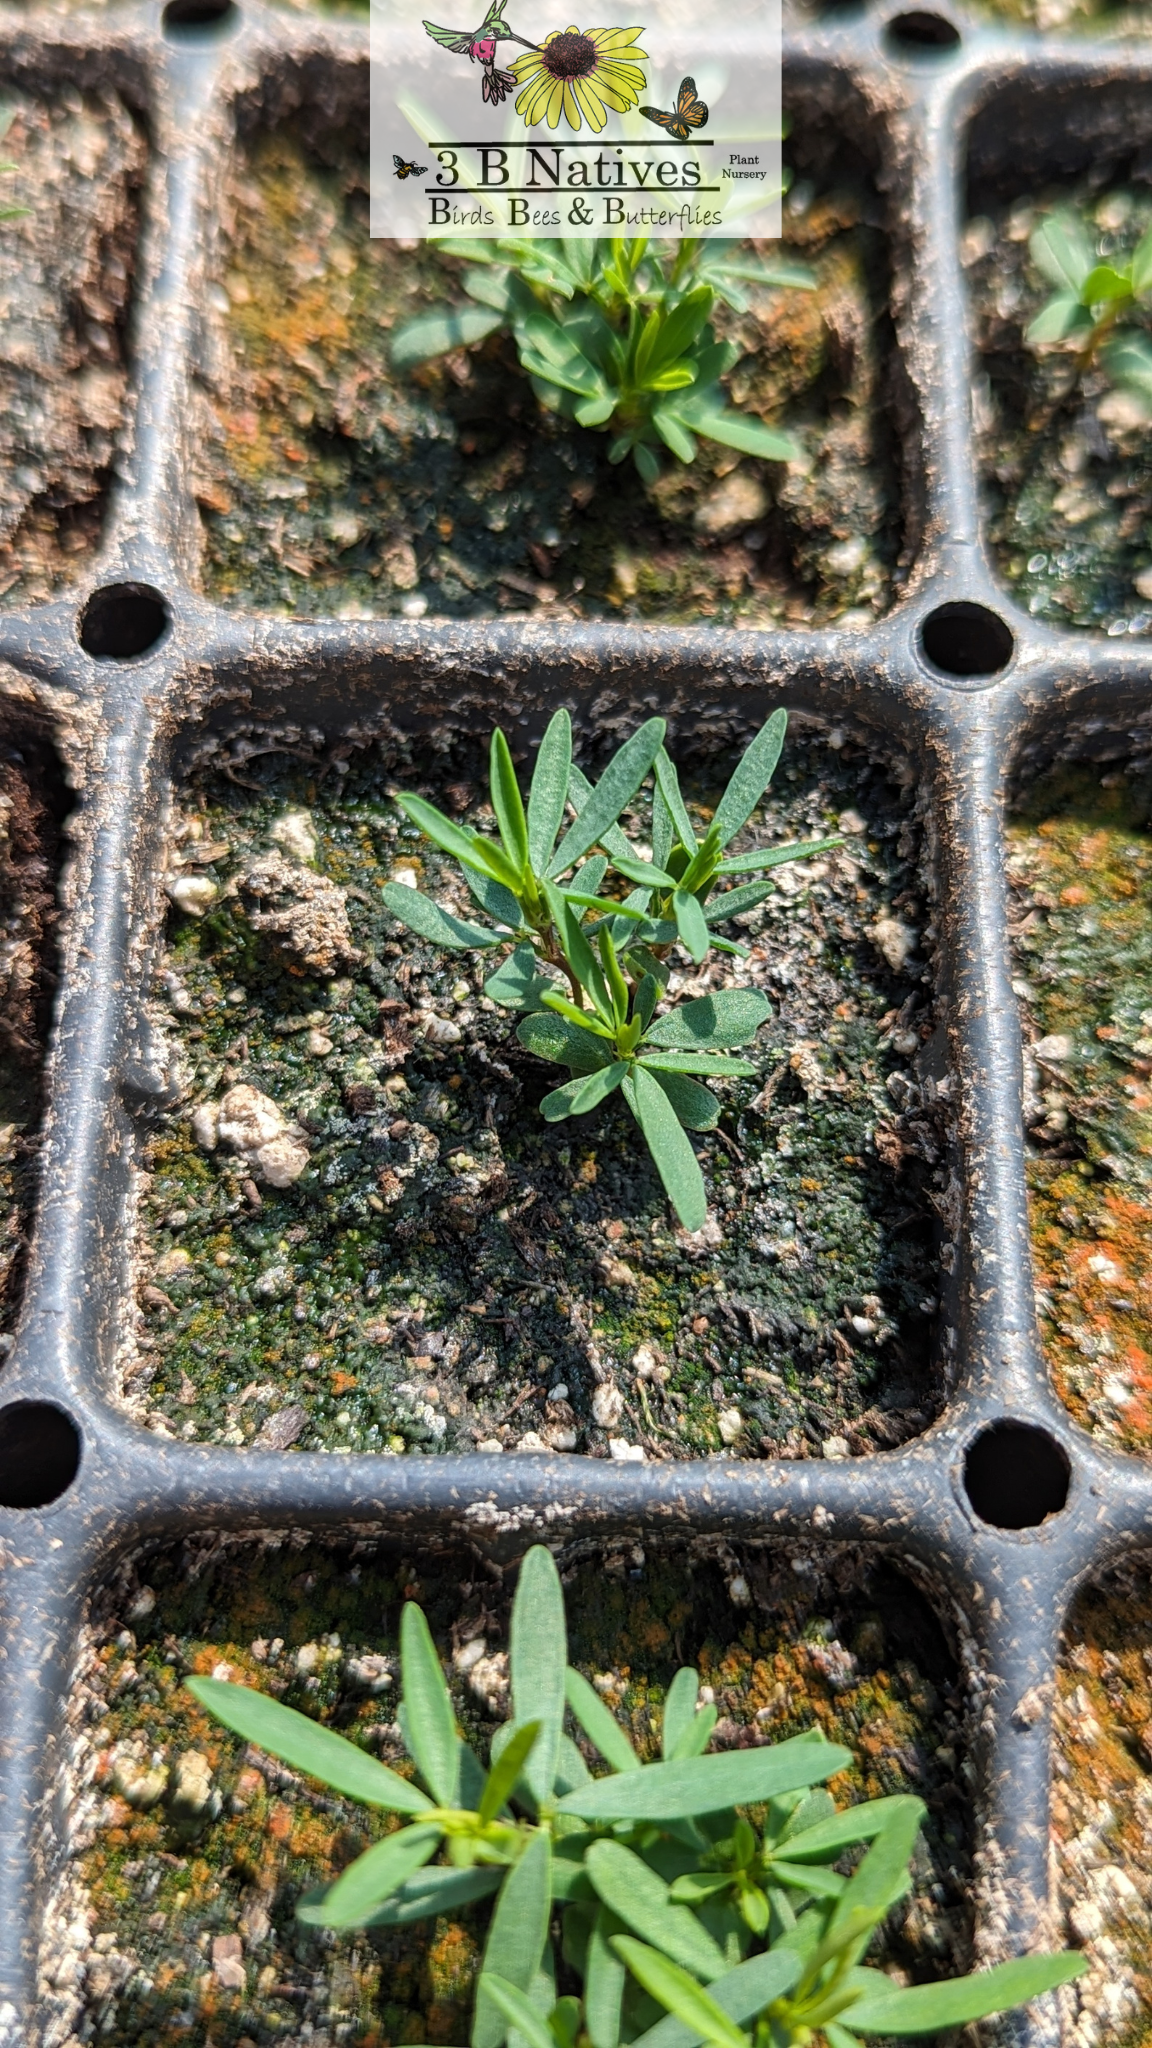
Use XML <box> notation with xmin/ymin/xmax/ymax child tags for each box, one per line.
<box><xmin>60</xmin><ymin>1536</ymin><xmax>973</xmax><ymax>2047</ymax></box>
<box><xmin>967</xmin><ymin>182</ymin><xmax>1152</xmax><ymax>635</ymax></box>
<box><xmin>0</xmin><ymin>89</ymin><xmax>143</xmax><ymax>603</ymax></box>
<box><xmin>192</xmin><ymin>128</ymin><xmax>900</xmax><ymax>626</ymax></box>
<box><xmin>1056</xmin><ymin>1568</ymin><xmax>1152</xmax><ymax>2047</ymax></box>
<box><xmin>130</xmin><ymin>726</ymin><xmax>946</xmax><ymax>1461</ymax></box>
<box><xmin>1006</xmin><ymin>760</ymin><xmax>1152</xmax><ymax>1453</ymax></box>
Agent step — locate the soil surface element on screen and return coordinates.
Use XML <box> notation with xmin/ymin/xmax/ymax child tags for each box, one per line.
<box><xmin>1056</xmin><ymin>1566</ymin><xmax>1152</xmax><ymax>2048</ymax></box>
<box><xmin>0</xmin><ymin>737</ymin><xmax>63</xmax><ymax>1342</ymax></box>
<box><xmin>0</xmin><ymin>87</ymin><xmax>143</xmax><ymax>605</ymax></box>
<box><xmin>1007</xmin><ymin>760</ymin><xmax>1152</xmax><ymax>1454</ymax></box>
<box><xmin>128</xmin><ymin>724</ymin><xmax>947</xmax><ymax>1461</ymax></box>
<box><xmin>46</xmin><ymin>1535</ymin><xmax>974</xmax><ymax>2048</ymax></box>
<box><xmin>967</xmin><ymin>181</ymin><xmax>1152</xmax><ymax>635</ymax></box>
<box><xmin>193</xmin><ymin>128</ymin><xmax>901</xmax><ymax>626</ymax></box>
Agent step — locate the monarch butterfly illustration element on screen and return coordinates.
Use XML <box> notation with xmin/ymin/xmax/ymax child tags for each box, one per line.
<box><xmin>639</xmin><ymin>75</ymin><xmax>708</xmax><ymax>142</ymax></box>
<box><xmin>393</xmin><ymin>153</ymin><xmax>429</xmax><ymax>179</ymax></box>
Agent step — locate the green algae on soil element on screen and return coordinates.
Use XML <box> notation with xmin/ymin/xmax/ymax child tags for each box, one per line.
<box><xmin>59</xmin><ymin>1535</ymin><xmax>973</xmax><ymax>2048</ymax></box>
<box><xmin>193</xmin><ymin>127</ymin><xmax>901</xmax><ymax>627</ymax></box>
<box><xmin>1007</xmin><ymin>759</ymin><xmax>1152</xmax><ymax>1454</ymax></box>
<box><xmin>130</xmin><ymin>727</ymin><xmax>947</xmax><ymax>1461</ymax></box>
<box><xmin>966</xmin><ymin>181</ymin><xmax>1152</xmax><ymax>635</ymax></box>
<box><xmin>1055</xmin><ymin>1566</ymin><xmax>1152</xmax><ymax>2048</ymax></box>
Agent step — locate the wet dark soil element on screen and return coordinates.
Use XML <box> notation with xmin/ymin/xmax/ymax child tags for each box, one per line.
<box><xmin>192</xmin><ymin>126</ymin><xmax>903</xmax><ymax>627</ymax></box>
<box><xmin>50</xmin><ymin>1535</ymin><xmax>974</xmax><ymax>2048</ymax></box>
<box><xmin>129</xmin><ymin>723</ymin><xmax>949</xmax><ymax>1461</ymax></box>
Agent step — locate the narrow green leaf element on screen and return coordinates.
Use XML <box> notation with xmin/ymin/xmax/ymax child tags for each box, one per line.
<box><xmin>467</xmin><ymin>869</ymin><xmax>526</xmax><ymax>927</ymax></box>
<box><xmin>636</xmin><ymin>973</ymin><xmax>659</xmax><ymax>1031</ymax></box>
<box><xmin>715</xmin><ymin>835</ymin><xmax>840</xmax><ymax>876</ymax></box>
<box><xmin>654</xmin><ymin>408</ymin><xmax>697</xmax><ymax>462</ymax></box>
<box><xmin>381</xmin><ymin>884</ymin><xmax>500</xmax><ymax>952</ymax></box>
<box><xmin>587</xmin><ymin>1843</ymin><xmax>727</xmax><ymax>1980</ymax></box>
<box><xmin>768</xmin><ymin>1860</ymin><xmax>846</xmax><ymax>1897</ymax></box>
<box><xmin>391</xmin><ymin>303</ymin><xmax>505</xmax><ymax>369</ymax></box>
<box><xmin>1028</xmin><ymin>212</ymin><xmax>1094</xmax><ymax>293</ymax></box>
<box><xmin>399</xmin><ymin>795</ymin><xmax>522</xmax><ymax>891</ymax></box>
<box><xmin>712</xmin><ymin>710</ymin><xmax>787</xmax><ymax>848</ymax></box>
<box><xmin>644</xmin><ymin>1067</ymin><xmax>721</xmax><ymax>1134</ymax></box>
<box><xmin>703</xmin><ymin>882</ymin><xmax>773</xmax><ymax>925</ymax></box>
<box><xmin>1025</xmin><ymin>292</ymin><xmax>1095</xmax><ymax>344</ymax></box>
<box><xmin>542</xmin><ymin>1063</ymin><xmax>628</xmax><ymax>1122</ymax></box>
<box><xmin>302</xmin><ymin>1823</ymin><xmax>442</xmax><ymax>1928</ymax></box>
<box><xmin>485</xmin><ymin>942</ymin><xmax>555</xmax><ymax>1010</ymax></box>
<box><xmin>779</xmin><ymin>1795</ymin><xmax>923</xmax><ymax>1864</ymax></box>
<box><xmin>479</xmin><ymin>1721</ymin><xmax>541</xmax><ymax>1825</ymax></box>
<box><xmin>566</xmin><ymin>765</ymin><xmax>634</xmax><ymax>864</ymax></box>
<box><xmin>640</xmin><ymin>1053</ymin><xmax>756</xmax><ymax>1077</ymax></box>
<box><xmin>627</xmin><ymin>1950</ymin><xmax>802</xmax><ymax>2048</ymax></box>
<box><xmin>672</xmin><ymin>890</ymin><xmax>710</xmax><ymax>964</ymax></box>
<box><xmin>548</xmin><ymin>719</ymin><xmax>665</xmax><ymax>878</ymax></box>
<box><xmin>511</xmin><ymin>1545</ymin><xmax>567</xmax><ymax>1807</ymax></box>
<box><xmin>624</xmin><ymin>1066</ymin><xmax>706</xmax><ymax>1232</ymax></box>
<box><xmin>559</xmin><ymin>1731</ymin><xmax>848</xmax><ymax>1821</ymax></box>
<box><xmin>473</xmin><ymin>1831</ymin><xmax>553</xmax><ymax>2048</ymax></box>
<box><xmin>824</xmin><ymin>2025</ymin><xmax>863</xmax><ymax>2048</ymax></box>
<box><xmin>527</xmin><ymin>710</ymin><xmax>573</xmax><ymax>870</ymax></box>
<box><xmin>848</xmin><ymin>1953</ymin><xmax>1087</xmax><ymax>2035</ymax></box>
<box><xmin>1081</xmin><ymin>262</ymin><xmax>1132</xmax><ymax>304</ymax></box>
<box><xmin>554</xmin><ymin>1732</ymin><xmax>591</xmax><ymax>1795</ymax></box>
<box><xmin>670</xmin><ymin>1704</ymin><xmax>717</xmax><ymax>1759</ymax></box>
<box><xmin>400</xmin><ymin>1603</ymin><xmax>460</xmax><ymax>1808</ymax></box>
<box><xmin>491</xmin><ymin>730</ymin><xmax>530</xmax><ymax>875</ymax></box>
<box><xmin>668</xmin><ymin>1873</ymin><xmax>733</xmax><ymax>1904</ymax></box>
<box><xmin>653</xmin><ymin>781</ymin><xmax>675</xmax><ymax>873</ymax></box>
<box><xmin>645</xmin><ymin>990</ymin><xmax>771</xmax><ymax>1051</ymax></box>
<box><xmin>611</xmin><ymin>1943</ymin><xmax>748</xmax><ymax>2048</ymax></box>
<box><xmin>517</xmin><ymin>1010</ymin><xmax>614</xmax><ymax>1073</ymax></box>
<box><xmin>824</xmin><ymin>1799</ymin><xmax>925</xmax><ymax>1952</ymax></box>
<box><xmin>654</xmin><ymin>749</ymin><xmax>697</xmax><ymax>851</ymax></box>
<box><xmin>610</xmin><ymin>853</ymin><xmax>679</xmax><ymax>889</ymax></box>
<box><xmin>565</xmin><ymin>1666</ymin><xmax>641</xmax><ymax>1772</ymax></box>
<box><xmin>359</xmin><ymin>1864</ymin><xmax>501</xmax><ymax>1927</ymax></box>
<box><xmin>586</xmin><ymin>1907</ymin><xmax>627</xmax><ymax>2048</ymax></box>
<box><xmin>662</xmin><ymin>1668</ymin><xmax>701</xmax><ymax>1759</ymax></box>
<box><xmin>599</xmin><ymin>928</ymin><xmax>630</xmax><ymax>1027</ymax></box>
<box><xmin>682</xmin><ymin>408</ymin><xmax>798</xmax><ymax>462</ymax></box>
<box><xmin>185</xmin><ymin>1678</ymin><xmax>434</xmax><ymax>1814</ymax></box>
<box><xmin>481</xmin><ymin>1976</ymin><xmax>556</xmax><ymax>2048</ymax></box>
<box><xmin>544</xmin><ymin>882</ymin><xmax>613</xmax><ymax>1023</ymax></box>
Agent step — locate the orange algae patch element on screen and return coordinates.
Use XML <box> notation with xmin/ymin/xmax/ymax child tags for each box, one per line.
<box><xmin>1007</xmin><ymin>763</ymin><xmax>1152</xmax><ymax>1452</ymax></box>
<box><xmin>1056</xmin><ymin>1570</ymin><xmax>1152</xmax><ymax>2045</ymax></box>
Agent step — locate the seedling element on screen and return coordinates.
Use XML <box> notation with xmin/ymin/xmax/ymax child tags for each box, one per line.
<box><xmin>190</xmin><ymin>1544</ymin><xmax>1085</xmax><ymax>2048</ymax></box>
<box><xmin>1026</xmin><ymin>208</ymin><xmax>1152</xmax><ymax>412</ymax></box>
<box><xmin>379</xmin><ymin>709</ymin><xmax>831</xmax><ymax>1227</ymax></box>
<box><xmin>391</xmin><ymin>233</ymin><xmax>815</xmax><ymax>481</ymax></box>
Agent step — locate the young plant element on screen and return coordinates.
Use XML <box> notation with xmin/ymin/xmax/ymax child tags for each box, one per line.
<box><xmin>380</xmin><ymin>709</ymin><xmax>666</xmax><ymax>1006</ymax></box>
<box><xmin>391</xmin><ymin>233</ymin><xmax>815</xmax><ymax>481</ymax></box>
<box><xmin>1026</xmin><ymin>208</ymin><xmax>1152</xmax><ymax>412</ymax></box>
<box><xmin>517</xmin><ymin>934</ymin><xmax>771</xmax><ymax>1231</ymax></box>
<box><xmin>190</xmin><ymin>1544</ymin><xmax>1085</xmax><ymax>2048</ymax></box>
<box><xmin>602</xmin><ymin>710</ymin><xmax>840</xmax><ymax>970</ymax></box>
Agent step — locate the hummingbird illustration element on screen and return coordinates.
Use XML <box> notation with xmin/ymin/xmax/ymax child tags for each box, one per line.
<box><xmin>423</xmin><ymin>0</ymin><xmax>533</xmax><ymax>103</ymax></box>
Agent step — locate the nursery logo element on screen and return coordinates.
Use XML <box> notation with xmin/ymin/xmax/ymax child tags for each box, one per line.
<box><xmin>370</xmin><ymin>0</ymin><xmax>782</xmax><ymax>238</ymax></box>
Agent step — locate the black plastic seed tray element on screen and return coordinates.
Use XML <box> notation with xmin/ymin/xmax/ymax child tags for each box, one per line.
<box><xmin>0</xmin><ymin>1</ymin><xmax>1151</xmax><ymax>2040</ymax></box>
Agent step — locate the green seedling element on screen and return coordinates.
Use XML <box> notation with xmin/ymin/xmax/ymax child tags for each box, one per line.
<box><xmin>1026</xmin><ymin>207</ymin><xmax>1152</xmax><ymax>412</ymax></box>
<box><xmin>190</xmin><ymin>1545</ymin><xmax>1084</xmax><ymax>2048</ymax></box>
<box><xmin>391</xmin><ymin>233</ymin><xmax>814</xmax><ymax>481</ymax></box>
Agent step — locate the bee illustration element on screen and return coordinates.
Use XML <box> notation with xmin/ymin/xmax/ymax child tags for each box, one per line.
<box><xmin>393</xmin><ymin>153</ymin><xmax>429</xmax><ymax>179</ymax></box>
<box><xmin>638</xmin><ymin>76</ymin><xmax>708</xmax><ymax>142</ymax></box>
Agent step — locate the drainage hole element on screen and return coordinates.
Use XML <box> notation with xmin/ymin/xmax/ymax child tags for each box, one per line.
<box><xmin>162</xmin><ymin>0</ymin><xmax>239</xmax><ymax>30</ymax></box>
<box><xmin>79</xmin><ymin>584</ymin><xmax>170</xmax><ymax>661</ymax></box>
<box><xmin>919</xmin><ymin>601</ymin><xmax>1014</xmax><ymax>679</ymax></box>
<box><xmin>964</xmin><ymin>1421</ymin><xmax>1070</xmax><ymax>1530</ymax></box>
<box><xmin>0</xmin><ymin>1401</ymin><xmax>81</xmax><ymax>1509</ymax></box>
<box><xmin>885</xmin><ymin>8</ymin><xmax>961</xmax><ymax>45</ymax></box>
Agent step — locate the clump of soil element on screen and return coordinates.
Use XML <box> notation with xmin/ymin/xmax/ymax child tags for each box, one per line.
<box><xmin>1006</xmin><ymin>758</ymin><xmax>1152</xmax><ymax>1452</ymax></box>
<box><xmin>128</xmin><ymin>724</ymin><xmax>948</xmax><ymax>1460</ymax></box>
<box><xmin>0</xmin><ymin>740</ymin><xmax>62</xmax><ymax>1340</ymax></box>
<box><xmin>966</xmin><ymin>180</ymin><xmax>1152</xmax><ymax>635</ymax></box>
<box><xmin>1055</xmin><ymin>1566</ymin><xmax>1152</xmax><ymax>2047</ymax></box>
<box><xmin>192</xmin><ymin>128</ymin><xmax>901</xmax><ymax>626</ymax></box>
<box><xmin>0</xmin><ymin>88</ymin><xmax>144</xmax><ymax>605</ymax></box>
<box><xmin>47</xmin><ymin>1535</ymin><xmax>973</xmax><ymax>2048</ymax></box>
